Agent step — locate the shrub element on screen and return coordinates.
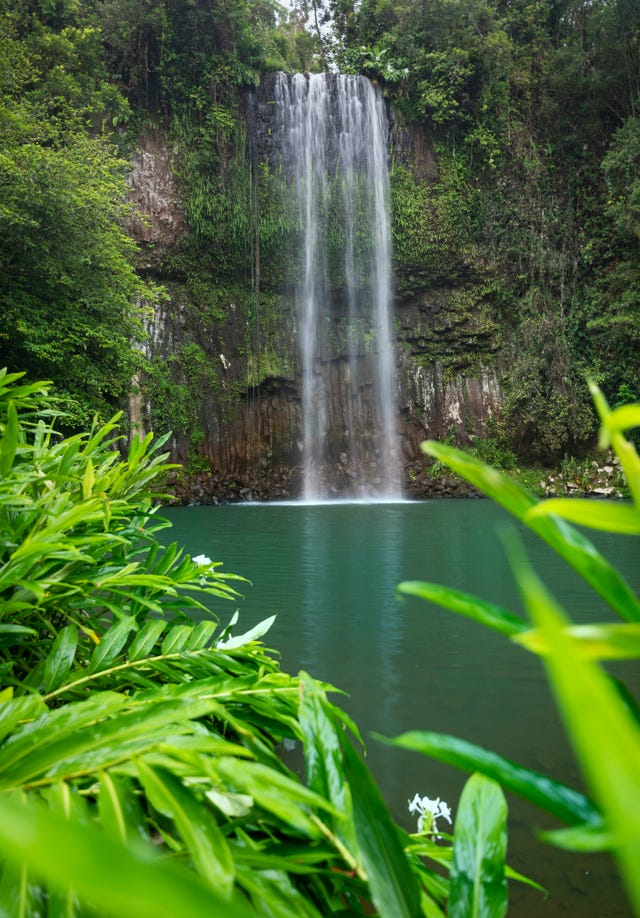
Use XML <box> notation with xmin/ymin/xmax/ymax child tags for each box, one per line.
<box><xmin>0</xmin><ymin>368</ymin><xmax>538</xmax><ymax>917</ymax></box>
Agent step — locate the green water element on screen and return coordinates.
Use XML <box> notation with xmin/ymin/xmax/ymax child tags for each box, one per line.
<box><xmin>164</xmin><ymin>498</ymin><xmax>639</xmax><ymax>916</ymax></box>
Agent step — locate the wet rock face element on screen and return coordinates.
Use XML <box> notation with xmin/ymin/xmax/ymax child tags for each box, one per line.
<box><xmin>126</xmin><ymin>133</ymin><xmax>185</xmax><ymax>255</ymax></box>
<box><xmin>128</xmin><ymin>80</ymin><xmax>505</xmax><ymax>502</ymax></box>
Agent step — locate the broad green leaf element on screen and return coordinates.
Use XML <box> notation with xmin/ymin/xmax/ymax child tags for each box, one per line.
<box><xmin>589</xmin><ymin>382</ymin><xmax>640</xmax><ymax>507</ymax></box>
<box><xmin>297</xmin><ymin>673</ymin><xmax>356</xmax><ymax>855</ymax></box>
<box><xmin>215</xmin><ymin>757</ymin><xmax>333</xmax><ymax>838</ymax></box>
<box><xmin>217</xmin><ymin>615</ymin><xmax>276</xmax><ymax>651</ymax></box>
<box><xmin>0</xmin><ymin>625</ymin><xmax>37</xmax><ymax>637</ymax></box>
<box><xmin>0</xmin><ymin>400</ymin><xmax>19</xmax><ymax>476</ymax></box>
<box><xmin>421</xmin><ymin>440</ymin><xmax>640</xmax><ymax>621</ymax></box>
<box><xmin>340</xmin><ymin>736</ymin><xmax>421</xmax><ymax>918</ymax></box>
<box><xmin>539</xmin><ymin>821</ymin><xmax>613</xmax><ymax>852</ymax></box>
<box><xmin>526</xmin><ymin>499</ymin><xmax>640</xmax><ymax>534</ymax></box>
<box><xmin>448</xmin><ymin>774</ymin><xmax>507</xmax><ymax>918</ymax></box>
<box><xmin>234</xmin><ymin>862</ymin><xmax>324</xmax><ymax>918</ymax></box>
<box><xmin>128</xmin><ymin>619</ymin><xmax>167</xmax><ymax>662</ymax></box>
<box><xmin>397</xmin><ymin>581</ymin><xmax>526</xmax><ymax>636</ymax></box>
<box><xmin>99</xmin><ymin>771</ymin><xmax>149</xmax><ymax>846</ymax></box>
<box><xmin>378</xmin><ymin>731</ymin><xmax>599</xmax><ymax>826</ymax></box>
<box><xmin>601</xmin><ymin>403</ymin><xmax>640</xmax><ymax>440</ymax></box>
<box><xmin>82</xmin><ymin>458</ymin><xmax>95</xmax><ymax>499</ymax></box>
<box><xmin>0</xmin><ymin>793</ymin><xmax>255</xmax><ymax>918</ymax></box>
<box><xmin>137</xmin><ymin>762</ymin><xmax>234</xmax><ymax>897</ymax></box>
<box><xmin>0</xmin><ymin>854</ymin><xmax>38</xmax><ymax>918</ymax></box>
<box><xmin>43</xmin><ymin>625</ymin><xmax>78</xmax><ymax>692</ymax></box>
<box><xmin>43</xmin><ymin>782</ymin><xmax>89</xmax><ymax>917</ymax></box>
<box><xmin>161</xmin><ymin>624</ymin><xmax>194</xmax><ymax>656</ymax></box>
<box><xmin>512</xmin><ymin>539</ymin><xmax>640</xmax><ymax>914</ymax></box>
<box><xmin>187</xmin><ymin>620</ymin><xmax>218</xmax><ymax>651</ymax></box>
<box><xmin>88</xmin><ymin>618</ymin><xmax>137</xmax><ymax>674</ymax></box>
<box><xmin>0</xmin><ymin>694</ymin><xmax>47</xmax><ymax>745</ymax></box>
<box><xmin>0</xmin><ymin>693</ymin><xmax>220</xmax><ymax>788</ymax></box>
<box><xmin>205</xmin><ymin>789</ymin><xmax>253</xmax><ymax>818</ymax></box>
<box><xmin>514</xmin><ymin>622</ymin><xmax>640</xmax><ymax>660</ymax></box>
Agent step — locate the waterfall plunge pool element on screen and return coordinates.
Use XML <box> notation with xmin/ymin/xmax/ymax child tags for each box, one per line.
<box><xmin>164</xmin><ymin>499</ymin><xmax>638</xmax><ymax>916</ymax></box>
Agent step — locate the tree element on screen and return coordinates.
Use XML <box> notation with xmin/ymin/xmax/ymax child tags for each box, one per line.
<box><xmin>0</xmin><ymin>3</ymin><xmax>155</xmax><ymax>428</ymax></box>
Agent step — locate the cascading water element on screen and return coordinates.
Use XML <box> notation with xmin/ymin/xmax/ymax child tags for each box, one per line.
<box><xmin>275</xmin><ymin>72</ymin><xmax>401</xmax><ymax>501</ymax></box>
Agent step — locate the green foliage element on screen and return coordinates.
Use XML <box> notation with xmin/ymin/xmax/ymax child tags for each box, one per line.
<box><xmin>395</xmin><ymin>382</ymin><xmax>640</xmax><ymax>913</ymax></box>
<box><xmin>0</xmin><ymin>2</ymin><xmax>158</xmax><ymax>429</ymax></box>
<box><xmin>144</xmin><ymin>342</ymin><xmax>218</xmax><ymax>443</ymax></box>
<box><xmin>500</xmin><ymin>313</ymin><xmax>595</xmax><ymax>461</ymax></box>
<box><xmin>0</xmin><ymin>371</ymin><xmax>541</xmax><ymax>916</ymax></box>
<box><xmin>327</xmin><ymin>0</ymin><xmax>640</xmax><ymax>453</ymax></box>
<box><xmin>391</xmin><ymin>161</ymin><xmax>478</xmax><ymax>291</ymax></box>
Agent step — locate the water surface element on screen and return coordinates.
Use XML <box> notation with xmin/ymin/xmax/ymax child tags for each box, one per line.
<box><xmin>164</xmin><ymin>499</ymin><xmax>639</xmax><ymax>916</ymax></box>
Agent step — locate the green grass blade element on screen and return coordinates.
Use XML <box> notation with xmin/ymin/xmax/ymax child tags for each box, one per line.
<box><xmin>421</xmin><ymin>441</ymin><xmax>640</xmax><ymax>621</ymax></box>
<box><xmin>341</xmin><ymin>737</ymin><xmax>421</xmax><ymax>918</ymax></box>
<box><xmin>378</xmin><ymin>731</ymin><xmax>599</xmax><ymax>826</ymax></box>
<box><xmin>448</xmin><ymin>774</ymin><xmax>507</xmax><ymax>918</ymax></box>
<box><xmin>397</xmin><ymin>581</ymin><xmax>527</xmax><ymax>636</ymax></box>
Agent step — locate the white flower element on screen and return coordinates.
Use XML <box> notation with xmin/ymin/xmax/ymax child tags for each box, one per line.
<box><xmin>408</xmin><ymin>792</ymin><xmax>452</xmax><ymax>836</ymax></box>
<box><xmin>193</xmin><ymin>554</ymin><xmax>212</xmax><ymax>567</ymax></box>
<box><xmin>438</xmin><ymin>800</ymin><xmax>452</xmax><ymax>824</ymax></box>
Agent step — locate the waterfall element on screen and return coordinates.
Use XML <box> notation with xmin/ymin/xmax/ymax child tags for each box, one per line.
<box><xmin>275</xmin><ymin>72</ymin><xmax>401</xmax><ymax>500</ymax></box>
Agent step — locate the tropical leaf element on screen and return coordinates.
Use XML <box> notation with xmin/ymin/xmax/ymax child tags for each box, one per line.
<box><xmin>0</xmin><ymin>793</ymin><xmax>256</xmax><ymax>918</ymax></box>
<box><xmin>127</xmin><ymin>619</ymin><xmax>167</xmax><ymax>662</ymax></box>
<box><xmin>378</xmin><ymin>731</ymin><xmax>599</xmax><ymax>826</ymax></box>
<box><xmin>421</xmin><ymin>441</ymin><xmax>640</xmax><ymax>622</ymax></box>
<box><xmin>217</xmin><ymin>615</ymin><xmax>276</xmax><ymax>650</ymax></box>
<box><xmin>43</xmin><ymin>625</ymin><xmax>78</xmax><ymax>692</ymax></box>
<box><xmin>297</xmin><ymin>673</ymin><xmax>358</xmax><ymax>858</ymax></box>
<box><xmin>448</xmin><ymin>774</ymin><xmax>508</xmax><ymax>918</ymax></box>
<box><xmin>137</xmin><ymin>762</ymin><xmax>235</xmax><ymax>897</ymax></box>
<box><xmin>99</xmin><ymin>770</ymin><xmax>149</xmax><ymax>846</ymax></box>
<box><xmin>510</xmin><ymin>536</ymin><xmax>640</xmax><ymax>914</ymax></box>
<box><xmin>514</xmin><ymin>622</ymin><xmax>640</xmax><ymax>660</ymax></box>
<box><xmin>526</xmin><ymin>499</ymin><xmax>640</xmax><ymax>534</ymax></box>
<box><xmin>341</xmin><ymin>736</ymin><xmax>421</xmax><ymax>918</ymax></box>
<box><xmin>88</xmin><ymin>618</ymin><xmax>138</xmax><ymax>674</ymax></box>
<box><xmin>397</xmin><ymin>581</ymin><xmax>526</xmax><ymax>636</ymax></box>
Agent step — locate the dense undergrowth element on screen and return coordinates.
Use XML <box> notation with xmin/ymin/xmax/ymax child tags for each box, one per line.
<box><xmin>0</xmin><ymin>368</ymin><xmax>541</xmax><ymax>917</ymax></box>
<box><xmin>4</xmin><ymin>368</ymin><xmax>640</xmax><ymax>913</ymax></box>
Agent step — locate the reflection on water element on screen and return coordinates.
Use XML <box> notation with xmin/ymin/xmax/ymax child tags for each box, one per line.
<box><xmin>164</xmin><ymin>499</ymin><xmax>639</xmax><ymax>916</ymax></box>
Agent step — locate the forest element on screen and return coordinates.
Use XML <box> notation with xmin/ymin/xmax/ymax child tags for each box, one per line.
<box><xmin>1</xmin><ymin>0</ymin><xmax>639</xmax><ymax>464</ymax></box>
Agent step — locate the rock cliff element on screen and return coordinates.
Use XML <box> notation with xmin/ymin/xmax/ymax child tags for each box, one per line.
<box><xmin>126</xmin><ymin>75</ymin><xmax>504</xmax><ymax>501</ymax></box>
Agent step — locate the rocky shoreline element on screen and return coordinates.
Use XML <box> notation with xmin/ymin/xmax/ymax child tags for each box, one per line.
<box><xmin>159</xmin><ymin>453</ymin><xmax>626</xmax><ymax>505</ymax></box>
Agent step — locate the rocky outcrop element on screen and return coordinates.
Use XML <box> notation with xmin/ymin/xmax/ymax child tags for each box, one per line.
<box><xmin>126</xmin><ymin>132</ymin><xmax>185</xmax><ymax>257</ymax></box>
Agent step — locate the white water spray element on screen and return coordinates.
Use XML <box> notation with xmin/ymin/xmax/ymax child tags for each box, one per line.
<box><xmin>276</xmin><ymin>72</ymin><xmax>401</xmax><ymax>500</ymax></box>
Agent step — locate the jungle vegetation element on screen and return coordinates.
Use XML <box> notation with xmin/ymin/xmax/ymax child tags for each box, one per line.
<box><xmin>0</xmin><ymin>0</ymin><xmax>638</xmax><ymax>460</ymax></box>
